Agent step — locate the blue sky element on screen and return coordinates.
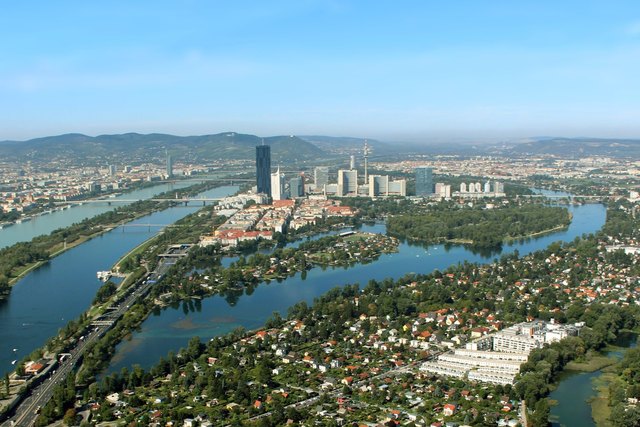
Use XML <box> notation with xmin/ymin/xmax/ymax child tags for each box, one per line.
<box><xmin>1</xmin><ymin>1</ymin><xmax>640</xmax><ymax>141</ymax></box>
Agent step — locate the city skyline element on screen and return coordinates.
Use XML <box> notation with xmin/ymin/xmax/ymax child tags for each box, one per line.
<box><xmin>2</xmin><ymin>1</ymin><xmax>640</xmax><ymax>142</ymax></box>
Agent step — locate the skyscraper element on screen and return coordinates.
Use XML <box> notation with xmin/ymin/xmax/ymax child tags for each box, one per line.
<box><xmin>338</xmin><ymin>169</ymin><xmax>358</xmax><ymax>196</ymax></box>
<box><xmin>271</xmin><ymin>166</ymin><xmax>286</xmax><ymax>200</ymax></box>
<box><xmin>256</xmin><ymin>145</ymin><xmax>271</xmax><ymax>197</ymax></box>
<box><xmin>369</xmin><ymin>175</ymin><xmax>389</xmax><ymax>197</ymax></box>
<box><xmin>415</xmin><ymin>167</ymin><xmax>433</xmax><ymax>196</ymax></box>
<box><xmin>289</xmin><ymin>175</ymin><xmax>304</xmax><ymax>198</ymax></box>
<box><xmin>314</xmin><ymin>166</ymin><xmax>329</xmax><ymax>191</ymax></box>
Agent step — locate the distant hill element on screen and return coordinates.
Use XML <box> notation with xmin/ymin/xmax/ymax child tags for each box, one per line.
<box><xmin>0</xmin><ymin>132</ymin><xmax>329</xmax><ymax>164</ymax></box>
<box><xmin>299</xmin><ymin>135</ymin><xmax>392</xmax><ymax>155</ymax></box>
<box><xmin>506</xmin><ymin>137</ymin><xmax>640</xmax><ymax>158</ymax></box>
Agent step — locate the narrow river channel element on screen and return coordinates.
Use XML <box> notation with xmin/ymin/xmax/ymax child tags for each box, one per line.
<box><xmin>549</xmin><ymin>332</ymin><xmax>638</xmax><ymax>427</ymax></box>
<box><xmin>0</xmin><ymin>185</ymin><xmax>239</xmax><ymax>377</ymax></box>
<box><xmin>105</xmin><ymin>201</ymin><xmax>607</xmax><ymax>374</ymax></box>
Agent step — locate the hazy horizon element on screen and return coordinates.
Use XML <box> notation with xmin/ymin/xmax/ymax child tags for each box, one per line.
<box><xmin>2</xmin><ymin>1</ymin><xmax>639</xmax><ymax>141</ymax></box>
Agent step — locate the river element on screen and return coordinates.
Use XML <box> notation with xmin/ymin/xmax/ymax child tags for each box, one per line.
<box><xmin>549</xmin><ymin>332</ymin><xmax>638</xmax><ymax>427</ymax></box>
<box><xmin>0</xmin><ymin>182</ymin><xmax>197</xmax><ymax>249</ymax></box>
<box><xmin>104</xmin><ymin>201</ymin><xmax>607</xmax><ymax>374</ymax></box>
<box><xmin>0</xmin><ymin>185</ymin><xmax>239</xmax><ymax>377</ymax></box>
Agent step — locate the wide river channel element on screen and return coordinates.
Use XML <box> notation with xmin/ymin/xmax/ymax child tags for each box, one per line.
<box><xmin>105</xmin><ymin>199</ymin><xmax>607</xmax><ymax>374</ymax></box>
<box><xmin>0</xmin><ymin>182</ymin><xmax>198</xmax><ymax>249</ymax></box>
<box><xmin>0</xmin><ymin>185</ymin><xmax>239</xmax><ymax>376</ymax></box>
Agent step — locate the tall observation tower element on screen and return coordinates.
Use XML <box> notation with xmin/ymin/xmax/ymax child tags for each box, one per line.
<box><xmin>363</xmin><ymin>140</ymin><xmax>371</xmax><ymax>184</ymax></box>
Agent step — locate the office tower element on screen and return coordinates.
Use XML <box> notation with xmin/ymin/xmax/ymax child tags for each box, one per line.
<box><xmin>494</xmin><ymin>181</ymin><xmax>505</xmax><ymax>194</ymax></box>
<box><xmin>369</xmin><ymin>175</ymin><xmax>389</xmax><ymax>197</ymax></box>
<box><xmin>314</xmin><ymin>166</ymin><xmax>329</xmax><ymax>190</ymax></box>
<box><xmin>271</xmin><ymin>166</ymin><xmax>286</xmax><ymax>200</ymax></box>
<box><xmin>108</xmin><ymin>165</ymin><xmax>116</xmax><ymax>176</ymax></box>
<box><xmin>388</xmin><ymin>179</ymin><xmax>407</xmax><ymax>196</ymax></box>
<box><xmin>290</xmin><ymin>175</ymin><xmax>304</xmax><ymax>198</ymax></box>
<box><xmin>256</xmin><ymin>145</ymin><xmax>271</xmax><ymax>197</ymax></box>
<box><xmin>415</xmin><ymin>167</ymin><xmax>433</xmax><ymax>196</ymax></box>
<box><xmin>166</xmin><ymin>152</ymin><xmax>173</xmax><ymax>177</ymax></box>
<box><xmin>349</xmin><ymin>155</ymin><xmax>356</xmax><ymax>170</ymax></box>
<box><xmin>338</xmin><ymin>169</ymin><xmax>358</xmax><ymax>196</ymax></box>
<box><xmin>484</xmin><ymin>181</ymin><xmax>491</xmax><ymax>193</ymax></box>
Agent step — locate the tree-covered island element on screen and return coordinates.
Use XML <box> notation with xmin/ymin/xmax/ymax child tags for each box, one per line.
<box><xmin>387</xmin><ymin>204</ymin><xmax>572</xmax><ymax>249</ymax></box>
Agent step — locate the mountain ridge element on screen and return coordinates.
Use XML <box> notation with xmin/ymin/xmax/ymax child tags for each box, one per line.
<box><xmin>0</xmin><ymin>132</ymin><xmax>329</xmax><ymax>164</ymax></box>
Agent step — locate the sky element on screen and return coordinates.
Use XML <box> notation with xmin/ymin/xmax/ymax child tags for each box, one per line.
<box><xmin>1</xmin><ymin>1</ymin><xmax>640</xmax><ymax>142</ymax></box>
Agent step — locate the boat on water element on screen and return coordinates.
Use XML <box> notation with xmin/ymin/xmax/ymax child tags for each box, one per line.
<box><xmin>11</xmin><ymin>360</ymin><xmax>17</xmax><ymax>365</ymax></box>
<box><xmin>97</xmin><ymin>271</ymin><xmax>112</xmax><ymax>281</ymax></box>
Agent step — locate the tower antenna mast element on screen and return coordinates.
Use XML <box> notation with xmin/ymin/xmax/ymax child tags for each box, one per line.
<box><xmin>363</xmin><ymin>139</ymin><xmax>371</xmax><ymax>184</ymax></box>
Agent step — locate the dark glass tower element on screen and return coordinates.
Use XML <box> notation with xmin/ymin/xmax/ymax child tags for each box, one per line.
<box><xmin>415</xmin><ymin>166</ymin><xmax>433</xmax><ymax>196</ymax></box>
<box><xmin>256</xmin><ymin>145</ymin><xmax>271</xmax><ymax>197</ymax></box>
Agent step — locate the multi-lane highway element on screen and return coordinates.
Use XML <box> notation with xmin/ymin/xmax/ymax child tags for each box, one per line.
<box><xmin>1</xmin><ymin>248</ymin><xmax>184</xmax><ymax>426</ymax></box>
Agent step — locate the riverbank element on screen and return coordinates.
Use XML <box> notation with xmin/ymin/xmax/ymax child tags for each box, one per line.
<box><xmin>564</xmin><ymin>350</ymin><xmax>617</xmax><ymax>372</ymax></box>
<box><xmin>549</xmin><ymin>331</ymin><xmax>638</xmax><ymax>427</ymax></box>
<box><xmin>504</xmin><ymin>220</ymin><xmax>571</xmax><ymax>243</ymax></box>
<box><xmin>2</xmin><ymin>208</ymin><xmax>166</xmax><ymax>293</ymax></box>
<box><xmin>0</xmin><ymin>182</ymin><xmax>226</xmax><ymax>297</ymax></box>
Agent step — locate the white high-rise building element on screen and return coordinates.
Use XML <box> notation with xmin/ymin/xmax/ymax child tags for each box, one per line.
<box><xmin>338</xmin><ymin>169</ymin><xmax>358</xmax><ymax>196</ymax></box>
<box><xmin>435</xmin><ymin>183</ymin><xmax>452</xmax><ymax>198</ymax></box>
<box><xmin>271</xmin><ymin>167</ymin><xmax>287</xmax><ymax>200</ymax></box>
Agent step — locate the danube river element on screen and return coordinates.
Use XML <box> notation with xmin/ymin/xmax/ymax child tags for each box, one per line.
<box><xmin>0</xmin><ymin>185</ymin><xmax>239</xmax><ymax>377</ymax></box>
<box><xmin>105</xmin><ymin>201</ymin><xmax>607</xmax><ymax>374</ymax></box>
<box><xmin>0</xmin><ymin>182</ymin><xmax>196</xmax><ymax>249</ymax></box>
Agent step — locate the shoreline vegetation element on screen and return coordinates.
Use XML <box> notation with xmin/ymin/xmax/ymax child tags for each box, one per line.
<box><xmin>3</xmin><ymin>190</ymin><xmax>634</xmax><ymax>426</ymax></box>
<box><xmin>387</xmin><ymin>204</ymin><xmax>572</xmax><ymax>250</ymax></box>
<box><xmin>0</xmin><ymin>181</ymin><xmax>227</xmax><ymax>298</ymax></box>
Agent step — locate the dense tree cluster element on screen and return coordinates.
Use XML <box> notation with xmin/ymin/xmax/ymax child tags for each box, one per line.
<box><xmin>607</xmin><ymin>346</ymin><xmax>640</xmax><ymax>426</ymax></box>
<box><xmin>387</xmin><ymin>204</ymin><xmax>571</xmax><ymax>249</ymax></box>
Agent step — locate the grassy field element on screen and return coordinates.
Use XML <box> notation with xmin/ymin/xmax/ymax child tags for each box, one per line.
<box><xmin>565</xmin><ymin>351</ymin><xmax>617</xmax><ymax>372</ymax></box>
<box><xmin>591</xmin><ymin>370</ymin><xmax>623</xmax><ymax>427</ymax></box>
